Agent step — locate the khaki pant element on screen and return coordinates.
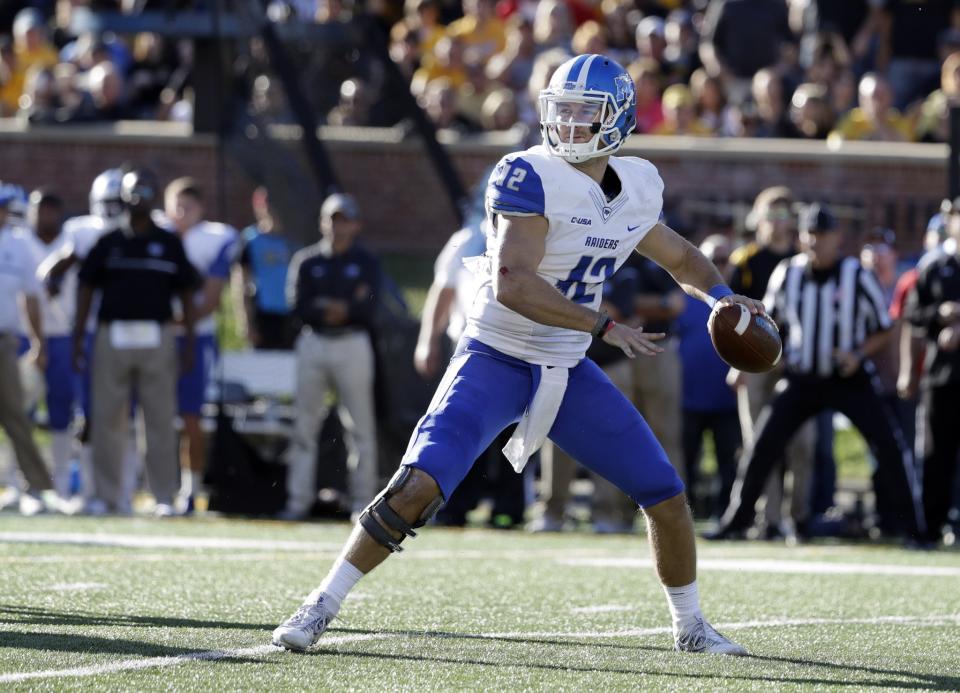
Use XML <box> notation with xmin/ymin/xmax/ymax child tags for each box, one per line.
<box><xmin>631</xmin><ymin>339</ymin><xmax>684</xmax><ymax>481</ymax></box>
<box><xmin>92</xmin><ymin>325</ymin><xmax>178</xmax><ymax>509</ymax></box>
<box><xmin>286</xmin><ymin>330</ymin><xmax>378</xmax><ymax>515</ymax></box>
<box><xmin>738</xmin><ymin>370</ymin><xmax>815</xmax><ymax>526</ymax></box>
<box><xmin>0</xmin><ymin>333</ymin><xmax>51</xmax><ymax>493</ymax></box>
<box><xmin>540</xmin><ymin>359</ymin><xmax>639</xmax><ymax>525</ymax></box>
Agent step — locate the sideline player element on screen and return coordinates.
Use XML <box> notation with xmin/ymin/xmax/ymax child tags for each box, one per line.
<box><xmin>39</xmin><ymin>168</ymin><xmax>142</xmax><ymax>511</ymax></box>
<box><xmin>273</xmin><ymin>54</ymin><xmax>760</xmax><ymax>655</ymax></box>
<box><xmin>163</xmin><ymin>178</ymin><xmax>237</xmax><ymax>513</ymax></box>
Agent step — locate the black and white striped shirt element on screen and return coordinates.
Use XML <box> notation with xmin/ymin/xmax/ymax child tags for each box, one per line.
<box><xmin>764</xmin><ymin>254</ymin><xmax>892</xmax><ymax>378</ymax></box>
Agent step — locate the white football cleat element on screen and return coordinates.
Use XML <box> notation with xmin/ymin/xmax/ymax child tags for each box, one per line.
<box><xmin>272</xmin><ymin>597</ymin><xmax>336</xmax><ymax>651</ymax></box>
<box><xmin>675</xmin><ymin>617</ymin><xmax>748</xmax><ymax>656</ymax></box>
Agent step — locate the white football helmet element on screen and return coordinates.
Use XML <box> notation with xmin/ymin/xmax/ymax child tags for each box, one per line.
<box><xmin>89</xmin><ymin>168</ymin><xmax>125</xmax><ymax>230</ymax></box>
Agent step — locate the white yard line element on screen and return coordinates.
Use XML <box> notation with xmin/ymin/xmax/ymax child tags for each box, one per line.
<box><xmin>0</xmin><ymin>531</ymin><xmax>342</xmax><ymax>552</ymax></box>
<box><xmin>47</xmin><ymin>583</ymin><xmax>107</xmax><ymax>592</ymax></box>
<box><xmin>570</xmin><ymin>604</ymin><xmax>635</xmax><ymax>614</ymax></box>
<box><xmin>2</xmin><ymin>614</ymin><xmax>958</xmax><ymax>683</ymax></box>
<box><xmin>0</xmin><ymin>634</ymin><xmax>390</xmax><ymax>683</ymax></box>
<box><xmin>558</xmin><ymin>557</ymin><xmax>960</xmax><ymax>577</ymax></box>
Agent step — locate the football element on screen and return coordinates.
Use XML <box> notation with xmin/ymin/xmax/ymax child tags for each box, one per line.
<box><xmin>708</xmin><ymin>303</ymin><xmax>782</xmax><ymax>373</ymax></box>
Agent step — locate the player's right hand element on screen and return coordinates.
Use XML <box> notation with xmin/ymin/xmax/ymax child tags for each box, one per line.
<box><xmin>601</xmin><ymin>322</ymin><xmax>665</xmax><ymax>358</ymax></box>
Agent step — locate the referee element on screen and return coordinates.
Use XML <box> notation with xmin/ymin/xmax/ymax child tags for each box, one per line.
<box><xmin>711</xmin><ymin>204</ymin><xmax>925</xmax><ymax>541</ymax></box>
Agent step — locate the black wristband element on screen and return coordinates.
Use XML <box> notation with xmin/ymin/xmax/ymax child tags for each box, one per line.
<box><xmin>592</xmin><ymin>312</ymin><xmax>612</xmax><ymax>338</ymax></box>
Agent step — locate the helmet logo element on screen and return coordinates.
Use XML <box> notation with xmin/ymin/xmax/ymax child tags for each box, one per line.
<box><xmin>614</xmin><ymin>73</ymin><xmax>635</xmax><ymax>107</ymax></box>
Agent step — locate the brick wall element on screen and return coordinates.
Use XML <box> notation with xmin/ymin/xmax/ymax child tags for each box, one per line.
<box><xmin>0</xmin><ymin>122</ymin><xmax>949</xmax><ymax>255</ymax></box>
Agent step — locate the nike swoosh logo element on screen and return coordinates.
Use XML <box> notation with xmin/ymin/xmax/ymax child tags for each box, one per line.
<box><xmin>627</xmin><ymin>224</ymin><xmax>643</xmax><ymax>232</ymax></box>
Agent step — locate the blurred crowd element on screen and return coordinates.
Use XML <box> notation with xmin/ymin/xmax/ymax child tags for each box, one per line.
<box><xmin>3</xmin><ymin>0</ymin><xmax>960</xmax><ymax>144</ymax></box>
<box><xmin>0</xmin><ymin>2</ymin><xmax>195</xmax><ymax>123</ymax></box>
<box><xmin>1</xmin><ymin>163</ymin><xmax>959</xmax><ymax>549</ymax></box>
<box><xmin>371</xmin><ymin>0</ymin><xmax>960</xmax><ymax>143</ymax></box>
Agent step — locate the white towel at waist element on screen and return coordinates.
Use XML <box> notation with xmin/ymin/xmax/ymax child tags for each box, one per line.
<box><xmin>502</xmin><ymin>364</ymin><xmax>569</xmax><ymax>473</ymax></box>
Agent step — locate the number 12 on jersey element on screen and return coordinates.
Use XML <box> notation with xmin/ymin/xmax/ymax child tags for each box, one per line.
<box><xmin>556</xmin><ymin>255</ymin><xmax>616</xmax><ymax>304</ymax></box>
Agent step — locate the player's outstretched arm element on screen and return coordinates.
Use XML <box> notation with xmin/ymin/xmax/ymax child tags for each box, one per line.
<box><xmin>636</xmin><ymin>223</ymin><xmax>764</xmax><ymax>314</ymax></box>
<box><xmin>494</xmin><ymin>214</ymin><xmax>664</xmax><ymax>357</ymax></box>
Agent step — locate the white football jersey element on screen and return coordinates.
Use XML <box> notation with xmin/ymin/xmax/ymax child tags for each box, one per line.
<box><xmin>61</xmin><ymin>214</ymin><xmax>111</xmax><ymax>332</ymax></box>
<box><xmin>63</xmin><ymin>214</ymin><xmax>109</xmax><ymax>261</ymax></box>
<box><xmin>22</xmin><ymin>230</ymin><xmax>74</xmax><ymax>337</ymax></box>
<box><xmin>178</xmin><ymin>221</ymin><xmax>237</xmax><ymax>336</ymax></box>
<box><xmin>464</xmin><ymin>145</ymin><xmax>664</xmax><ymax>367</ymax></box>
<box><xmin>433</xmin><ymin>220</ymin><xmax>489</xmax><ymax>342</ymax></box>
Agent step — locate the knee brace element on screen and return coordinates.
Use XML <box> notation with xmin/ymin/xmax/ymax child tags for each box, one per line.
<box><xmin>358</xmin><ymin>466</ymin><xmax>444</xmax><ymax>553</ymax></box>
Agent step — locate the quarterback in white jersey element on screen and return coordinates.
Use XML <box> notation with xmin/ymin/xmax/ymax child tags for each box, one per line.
<box><xmin>273</xmin><ymin>54</ymin><xmax>762</xmax><ymax>656</ymax></box>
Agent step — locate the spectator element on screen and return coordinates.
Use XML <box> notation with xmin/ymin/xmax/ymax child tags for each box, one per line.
<box><xmin>74</xmin><ymin>169</ymin><xmax>200</xmax><ymax>517</ymax></box>
<box><xmin>915</xmin><ymin>51</ymin><xmax>960</xmax><ymax>144</ymax></box>
<box><xmin>630</xmin><ymin>59</ymin><xmax>665</xmax><ymax>134</ymax></box>
<box><xmin>728</xmin><ymin>186</ymin><xmax>814</xmax><ymax>540</ymax></box>
<box><xmin>532</xmin><ymin>0</ymin><xmax>573</xmax><ymax>54</ymax></box>
<box><xmin>635</xmin><ymin>16</ymin><xmax>667</xmax><ymax>70</ymax></box>
<box><xmin>653</xmin><ymin>84</ymin><xmax>712</xmax><ymax>136</ymax></box>
<box><xmin>401</xmin><ymin>0</ymin><xmax>445</xmax><ymax>57</ymax></box>
<box><xmin>12</xmin><ymin>8</ymin><xmax>57</xmax><ymax>81</ymax></box>
<box><xmin>571</xmin><ymin>20</ymin><xmax>607</xmax><ymax>57</ymax></box>
<box><xmin>829</xmin><ymin>68</ymin><xmax>858</xmax><ymax>118</ymax></box>
<box><xmin>233</xmin><ymin>186</ymin><xmax>298</xmax><ymax>351</ymax></box>
<box><xmin>676</xmin><ymin>234</ymin><xmax>741</xmax><ymax>519</ymax></box>
<box><xmin>663</xmin><ymin>9</ymin><xmax>700</xmax><ymax>84</ymax></box>
<box><xmin>23</xmin><ymin>189</ymin><xmax>77</xmax><ymax>501</ymax></box>
<box><xmin>164</xmin><ymin>177</ymin><xmax>238</xmax><ymax>513</ymax></box>
<box><xmin>601</xmin><ymin>0</ymin><xmax>637</xmax><ymax>65</ymax></box>
<box><xmin>480</xmin><ymin>87</ymin><xmax>520</xmax><ymax>131</ymax></box>
<box><xmin>906</xmin><ymin>197</ymin><xmax>960</xmax><ymax>546</ymax></box>
<box><xmin>421</xmin><ymin>77</ymin><xmax>478</xmax><ymax>132</ymax></box>
<box><xmin>446</xmin><ymin>0</ymin><xmax>506</xmax><ymax>69</ymax></box>
<box><xmin>828</xmin><ymin>72</ymin><xmax>913</xmax><ymax>144</ymax></box>
<box><xmin>17</xmin><ymin>66</ymin><xmax>59</xmax><ymax>124</ymax></box>
<box><xmin>699</xmin><ymin>0</ymin><xmax>793</xmax><ymax>103</ymax></box>
<box><xmin>411</xmin><ymin>35</ymin><xmax>468</xmax><ymax>96</ymax></box>
<box><xmin>877</xmin><ymin>0</ymin><xmax>960</xmax><ymax>110</ymax></box>
<box><xmin>485</xmin><ymin>14</ymin><xmax>536</xmax><ymax>92</ymax></box>
<box><xmin>689</xmin><ymin>67</ymin><xmax>737</xmax><ymax>136</ymax></box>
<box><xmin>281</xmin><ymin>193</ymin><xmax>381</xmax><ymax>521</ymax></box>
<box><xmin>789</xmin><ymin>82</ymin><xmax>834</xmax><ymax>139</ymax></box>
<box><xmin>0</xmin><ymin>186</ymin><xmax>54</xmax><ymax>514</ymax></box>
<box><xmin>0</xmin><ymin>36</ymin><xmax>19</xmax><ymax>116</ymax></box>
<box><xmin>711</xmin><ymin>204</ymin><xmax>924</xmax><ymax>544</ymax></box>
<box><xmin>752</xmin><ymin>68</ymin><xmax>799</xmax><ymax>138</ymax></box>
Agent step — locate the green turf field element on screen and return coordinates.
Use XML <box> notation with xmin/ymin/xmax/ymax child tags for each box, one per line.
<box><xmin>1</xmin><ymin>515</ymin><xmax>958</xmax><ymax>691</ymax></box>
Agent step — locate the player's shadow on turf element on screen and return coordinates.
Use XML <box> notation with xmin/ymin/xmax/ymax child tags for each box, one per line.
<box><xmin>332</xmin><ymin>627</ymin><xmax>666</xmax><ymax>653</ymax></box>
<box><xmin>0</xmin><ymin>631</ymin><xmax>264</xmax><ymax>663</ymax></box>
<box><xmin>0</xmin><ymin>605</ymin><xmax>275</xmax><ymax>631</ymax></box>
<box><xmin>318</xmin><ymin>629</ymin><xmax>960</xmax><ymax>690</ymax></box>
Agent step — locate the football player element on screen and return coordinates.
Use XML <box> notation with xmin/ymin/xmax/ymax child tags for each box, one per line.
<box><xmin>38</xmin><ymin>168</ymin><xmax>143</xmax><ymax>511</ymax></box>
<box><xmin>274</xmin><ymin>54</ymin><xmax>761</xmax><ymax>655</ymax></box>
<box><xmin>163</xmin><ymin>178</ymin><xmax>237</xmax><ymax>514</ymax></box>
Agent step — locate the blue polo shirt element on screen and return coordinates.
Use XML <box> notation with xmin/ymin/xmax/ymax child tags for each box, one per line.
<box><xmin>238</xmin><ymin>225</ymin><xmax>295</xmax><ymax>315</ymax></box>
<box><xmin>675</xmin><ymin>295</ymin><xmax>737</xmax><ymax>412</ymax></box>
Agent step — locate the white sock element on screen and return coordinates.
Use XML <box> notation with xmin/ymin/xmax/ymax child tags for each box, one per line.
<box><xmin>305</xmin><ymin>557</ymin><xmax>364</xmax><ymax>614</ymax></box>
<box><xmin>180</xmin><ymin>469</ymin><xmax>196</xmax><ymax>498</ymax></box>
<box><xmin>663</xmin><ymin>581</ymin><xmax>702</xmax><ymax>632</ymax></box>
